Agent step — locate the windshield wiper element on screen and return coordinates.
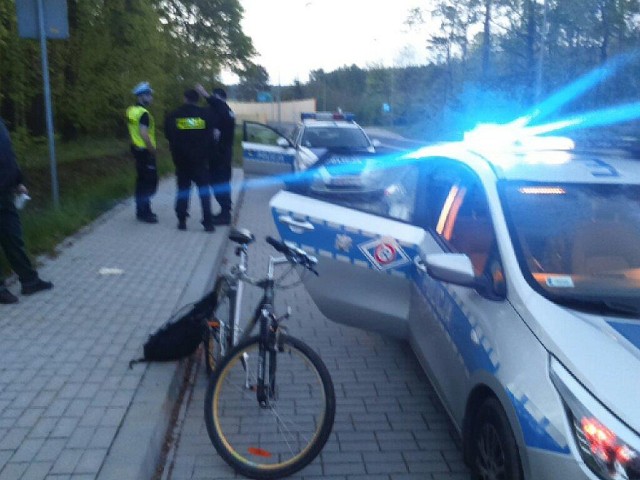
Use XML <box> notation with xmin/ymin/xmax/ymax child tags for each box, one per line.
<box><xmin>602</xmin><ymin>301</ymin><xmax>640</xmax><ymax>316</ymax></box>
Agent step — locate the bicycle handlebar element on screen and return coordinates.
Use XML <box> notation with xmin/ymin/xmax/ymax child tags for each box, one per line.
<box><xmin>266</xmin><ymin>236</ymin><xmax>319</xmax><ymax>275</ymax></box>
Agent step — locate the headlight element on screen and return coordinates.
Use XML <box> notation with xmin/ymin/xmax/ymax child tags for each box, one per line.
<box><xmin>551</xmin><ymin>357</ymin><xmax>640</xmax><ymax>480</ymax></box>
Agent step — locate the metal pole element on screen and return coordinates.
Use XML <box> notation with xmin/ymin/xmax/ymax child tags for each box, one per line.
<box><xmin>37</xmin><ymin>0</ymin><xmax>60</xmax><ymax>208</ymax></box>
<box><xmin>277</xmin><ymin>74</ymin><xmax>282</xmax><ymax>125</ymax></box>
<box><xmin>535</xmin><ymin>0</ymin><xmax>549</xmax><ymax>103</ymax></box>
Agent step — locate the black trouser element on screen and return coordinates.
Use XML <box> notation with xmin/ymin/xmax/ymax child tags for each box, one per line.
<box><xmin>175</xmin><ymin>163</ymin><xmax>213</xmax><ymax>223</ymax></box>
<box><xmin>209</xmin><ymin>146</ymin><xmax>233</xmax><ymax>215</ymax></box>
<box><xmin>0</xmin><ymin>191</ymin><xmax>38</xmax><ymax>286</ymax></box>
<box><xmin>132</xmin><ymin>147</ymin><xmax>158</xmax><ymax>215</ymax></box>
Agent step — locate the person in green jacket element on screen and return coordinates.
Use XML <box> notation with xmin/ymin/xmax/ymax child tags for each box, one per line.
<box><xmin>126</xmin><ymin>82</ymin><xmax>159</xmax><ymax>223</ymax></box>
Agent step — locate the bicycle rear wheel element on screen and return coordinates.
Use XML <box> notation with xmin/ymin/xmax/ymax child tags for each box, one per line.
<box><xmin>204</xmin><ymin>334</ymin><xmax>336</xmax><ymax>480</ymax></box>
<box><xmin>203</xmin><ymin>276</ymin><xmax>234</xmax><ymax>375</ymax></box>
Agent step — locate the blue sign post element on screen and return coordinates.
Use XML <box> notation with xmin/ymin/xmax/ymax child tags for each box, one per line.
<box><xmin>16</xmin><ymin>0</ymin><xmax>69</xmax><ymax>208</ymax></box>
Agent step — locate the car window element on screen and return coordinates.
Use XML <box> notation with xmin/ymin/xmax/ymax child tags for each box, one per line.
<box><xmin>301</xmin><ymin>126</ymin><xmax>370</xmax><ymax>149</ymax></box>
<box><xmin>302</xmin><ymin>159</ymin><xmax>420</xmax><ymax>222</ymax></box>
<box><xmin>502</xmin><ymin>182</ymin><xmax>640</xmax><ymax>312</ymax></box>
<box><xmin>439</xmin><ymin>185</ymin><xmax>496</xmax><ymax>276</ymax></box>
<box><xmin>244</xmin><ymin>122</ymin><xmax>286</xmax><ymax>146</ymax></box>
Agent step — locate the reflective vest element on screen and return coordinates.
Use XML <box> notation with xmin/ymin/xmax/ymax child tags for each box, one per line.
<box><xmin>126</xmin><ymin>105</ymin><xmax>156</xmax><ymax>149</ymax></box>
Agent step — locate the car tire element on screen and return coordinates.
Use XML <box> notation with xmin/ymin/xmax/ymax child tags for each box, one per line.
<box><xmin>470</xmin><ymin>397</ymin><xmax>523</xmax><ymax>480</ymax></box>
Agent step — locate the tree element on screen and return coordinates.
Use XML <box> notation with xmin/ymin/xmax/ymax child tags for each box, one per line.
<box><xmin>236</xmin><ymin>64</ymin><xmax>270</xmax><ymax>101</ymax></box>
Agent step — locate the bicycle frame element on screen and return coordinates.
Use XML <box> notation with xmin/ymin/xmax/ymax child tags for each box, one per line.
<box><xmin>233</xmin><ymin>253</ymin><xmax>292</xmax><ymax>405</ymax></box>
<box><xmin>216</xmin><ymin>244</ymin><xmax>249</xmax><ymax>358</ymax></box>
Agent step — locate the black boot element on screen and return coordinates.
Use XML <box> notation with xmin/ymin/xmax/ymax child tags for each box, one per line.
<box><xmin>211</xmin><ymin>212</ymin><xmax>231</xmax><ymax>226</ymax></box>
<box><xmin>0</xmin><ymin>288</ymin><xmax>18</xmax><ymax>304</ymax></box>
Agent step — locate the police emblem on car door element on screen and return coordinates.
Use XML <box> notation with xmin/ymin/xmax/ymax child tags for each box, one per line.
<box><xmin>242</xmin><ymin>121</ymin><xmax>296</xmax><ymax>176</ymax></box>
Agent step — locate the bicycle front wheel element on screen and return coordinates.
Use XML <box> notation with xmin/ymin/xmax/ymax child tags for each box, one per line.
<box><xmin>204</xmin><ymin>334</ymin><xmax>336</xmax><ymax>480</ymax></box>
<box><xmin>203</xmin><ymin>276</ymin><xmax>234</xmax><ymax>376</ymax></box>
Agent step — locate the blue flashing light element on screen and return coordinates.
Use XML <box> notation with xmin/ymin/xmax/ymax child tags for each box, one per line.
<box><xmin>462</xmin><ymin>123</ymin><xmax>576</xmax><ymax>168</ymax></box>
<box><xmin>300</xmin><ymin>112</ymin><xmax>356</xmax><ymax>122</ymax></box>
<box><xmin>463</xmin><ymin>123</ymin><xmax>575</xmax><ymax>153</ymax></box>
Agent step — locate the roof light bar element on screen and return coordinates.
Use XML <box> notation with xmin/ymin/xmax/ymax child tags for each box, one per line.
<box><xmin>301</xmin><ymin>112</ymin><xmax>356</xmax><ymax>122</ymax></box>
<box><xmin>463</xmin><ymin>123</ymin><xmax>575</xmax><ymax>154</ymax></box>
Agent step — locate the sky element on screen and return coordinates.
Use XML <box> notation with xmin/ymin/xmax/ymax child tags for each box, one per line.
<box><xmin>222</xmin><ymin>0</ymin><xmax>431</xmax><ymax>86</ymax></box>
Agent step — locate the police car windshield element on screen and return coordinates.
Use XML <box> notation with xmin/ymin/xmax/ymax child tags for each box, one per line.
<box><xmin>301</xmin><ymin>126</ymin><xmax>371</xmax><ymax>149</ymax></box>
<box><xmin>502</xmin><ymin>182</ymin><xmax>640</xmax><ymax>315</ymax></box>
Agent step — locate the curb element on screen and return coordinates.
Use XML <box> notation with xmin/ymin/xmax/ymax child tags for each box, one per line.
<box><xmin>96</xmin><ymin>169</ymin><xmax>245</xmax><ymax>480</ymax></box>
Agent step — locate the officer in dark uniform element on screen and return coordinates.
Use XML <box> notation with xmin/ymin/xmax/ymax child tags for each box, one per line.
<box><xmin>0</xmin><ymin>117</ymin><xmax>53</xmax><ymax>304</ymax></box>
<box><xmin>126</xmin><ymin>82</ymin><xmax>159</xmax><ymax>223</ymax></box>
<box><xmin>196</xmin><ymin>84</ymin><xmax>235</xmax><ymax>225</ymax></box>
<box><xmin>164</xmin><ymin>89</ymin><xmax>215</xmax><ymax>231</ymax></box>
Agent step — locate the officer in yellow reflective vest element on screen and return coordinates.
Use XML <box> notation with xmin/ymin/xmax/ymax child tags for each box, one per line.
<box><xmin>126</xmin><ymin>82</ymin><xmax>159</xmax><ymax>223</ymax></box>
<box><xmin>163</xmin><ymin>89</ymin><xmax>215</xmax><ymax>232</ymax></box>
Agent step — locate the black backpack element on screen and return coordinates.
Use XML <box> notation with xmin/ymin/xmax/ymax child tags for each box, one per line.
<box><xmin>129</xmin><ymin>289</ymin><xmax>218</xmax><ymax>367</ymax></box>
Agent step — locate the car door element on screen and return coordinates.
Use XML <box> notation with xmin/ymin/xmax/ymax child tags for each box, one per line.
<box><xmin>242</xmin><ymin>121</ymin><xmax>296</xmax><ymax>176</ymax></box>
<box><xmin>269</xmin><ymin>158</ymin><xmax>423</xmax><ymax>338</ymax></box>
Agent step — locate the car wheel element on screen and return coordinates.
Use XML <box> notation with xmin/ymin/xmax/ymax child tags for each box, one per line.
<box><xmin>471</xmin><ymin>397</ymin><xmax>523</xmax><ymax>480</ymax></box>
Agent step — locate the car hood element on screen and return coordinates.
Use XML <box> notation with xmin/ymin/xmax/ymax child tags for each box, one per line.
<box><xmin>310</xmin><ymin>147</ymin><xmax>375</xmax><ymax>165</ymax></box>
<box><xmin>525</xmin><ymin>297</ymin><xmax>640</xmax><ymax>430</ymax></box>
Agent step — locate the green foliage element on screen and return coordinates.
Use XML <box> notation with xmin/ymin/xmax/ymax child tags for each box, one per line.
<box><xmin>0</xmin><ymin>0</ymin><xmax>255</xmax><ymax>140</ymax></box>
<box><xmin>275</xmin><ymin>0</ymin><xmax>640</xmax><ymax>143</ymax></box>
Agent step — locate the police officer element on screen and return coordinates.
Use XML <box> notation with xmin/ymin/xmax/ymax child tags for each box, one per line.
<box><xmin>195</xmin><ymin>84</ymin><xmax>235</xmax><ymax>225</ymax></box>
<box><xmin>164</xmin><ymin>89</ymin><xmax>215</xmax><ymax>232</ymax></box>
<box><xmin>126</xmin><ymin>82</ymin><xmax>159</xmax><ymax>223</ymax></box>
<box><xmin>0</xmin><ymin>117</ymin><xmax>53</xmax><ymax>304</ymax></box>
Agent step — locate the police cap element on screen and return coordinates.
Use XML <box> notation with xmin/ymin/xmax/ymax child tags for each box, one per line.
<box><xmin>132</xmin><ymin>81</ymin><xmax>153</xmax><ymax>96</ymax></box>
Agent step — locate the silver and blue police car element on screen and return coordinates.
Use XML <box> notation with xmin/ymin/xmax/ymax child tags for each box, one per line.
<box><xmin>269</xmin><ymin>124</ymin><xmax>640</xmax><ymax>480</ymax></box>
<box><xmin>242</xmin><ymin>112</ymin><xmax>383</xmax><ymax>198</ymax></box>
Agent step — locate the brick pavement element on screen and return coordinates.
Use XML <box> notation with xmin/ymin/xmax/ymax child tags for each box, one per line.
<box><xmin>161</xmin><ymin>179</ymin><xmax>473</xmax><ymax>480</ymax></box>
<box><xmin>0</xmin><ymin>172</ymin><xmax>242</xmax><ymax>480</ymax></box>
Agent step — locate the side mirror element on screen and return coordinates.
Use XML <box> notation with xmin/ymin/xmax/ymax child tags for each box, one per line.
<box><xmin>424</xmin><ymin>253</ymin><xmax>506</xmax><ymax>301</ymax></box>
<box><xmin>425</xmin><ymin>253</ymin><xmax>476</xmax><ymax>287</ymax></box>
<box><xmin>371</xmin><ymin>139</ymin><xmax>382</xmax><ymax>148</ymax></box>
<box><xmin>277</xmin><ymin>137</ymin><xmax>289</xmax><ymax>148</ymax></box>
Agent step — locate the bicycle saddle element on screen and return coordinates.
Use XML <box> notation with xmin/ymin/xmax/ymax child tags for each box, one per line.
<box><xmin>229</xmin><ymin>228</ymin><xmax>255</xmax><ymax>245</ymax></box>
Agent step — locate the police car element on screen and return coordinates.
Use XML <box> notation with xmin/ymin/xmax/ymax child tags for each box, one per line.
<box><xmin>242</xmin><ymin>112</ymin><xmax>382</xmax><ymax>197</ymax></box>
<box><xmin>269</xmin><ymin>124</ymin><xmax>640</xmax><ymax>480</ymax></box>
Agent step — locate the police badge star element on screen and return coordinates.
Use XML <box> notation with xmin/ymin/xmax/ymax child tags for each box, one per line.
<box><xmin>335</xmin><ymin>234</ymin><xmax>353</xmax><ymax>252</ymax></box>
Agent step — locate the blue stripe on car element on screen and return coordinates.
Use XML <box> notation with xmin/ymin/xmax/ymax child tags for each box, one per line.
<box><xmin>244</xmin><ymin>147</ymin><xmax>294</xmax><ymax>165</ymax></box>
<box><xmin>271</xmin><ymin>210</ymin><xmax>417</xmax><ymax>278</ymax></box>
<box><xmin>607</xmin><ymin>321</ymin><xmax>640</xmax><ymax>351</ymax></box>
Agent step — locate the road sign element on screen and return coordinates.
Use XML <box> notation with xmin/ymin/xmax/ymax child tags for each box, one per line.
<box><xmin>257</xmin><ymin>91</ymin><xmax>273</xmax><ymax>103</ymax></box>
<box><xmin>16</xmin><ymin>0</ymin><xmax>67</xmax><ymax>207</ymax></box>
<box><xmin>17</xmin><ymin>0</ymin><xmax>69</xmax><ymax>39</ymax></box>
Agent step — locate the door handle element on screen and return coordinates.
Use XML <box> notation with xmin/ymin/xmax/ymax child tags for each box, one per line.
<box><xmin>278</xmin><ymin>215</ymin><xmax>314</xmax><ymax>233</ymax></box>
<box><xmin>413</xmin><ymin>255</ymin><xmax>427</xmax><ymax>274</ymax></box>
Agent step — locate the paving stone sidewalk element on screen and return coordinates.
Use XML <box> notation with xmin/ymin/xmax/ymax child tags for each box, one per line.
<box><xmin>0</xmin><ymin>171</ymin><xmax>242</xmax><ymax>480</ymax></box>
<box><xmin>161</xmin><ymin>179</ymin><xmax>473</xmax><ymax>480</ymax></box>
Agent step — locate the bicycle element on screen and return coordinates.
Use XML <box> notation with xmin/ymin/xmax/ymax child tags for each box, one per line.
<box><xmin>201</xmin><ymin>228</ymin><xmax>253</xmax><ymax>376</ymax></box>
<box><xmin>203</xmin><ymin>228</ymin><xmax>336</xmax><ymax>479</ymax></box>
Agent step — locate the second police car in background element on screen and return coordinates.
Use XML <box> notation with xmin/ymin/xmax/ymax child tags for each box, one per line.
<box><xmin>269</xmin><ymin>124</ymin><xmax>640</xmax><ymax>480</ymax></box>
<box><xmin>242</xmin><ymin>111</ymin><xmax>383</xmax><ymax>199</ymax></box>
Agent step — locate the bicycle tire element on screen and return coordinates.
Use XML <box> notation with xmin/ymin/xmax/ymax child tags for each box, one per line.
<box><xmin>203</xmin><ymin>276</ymin><xmax>234</xmax><ymax>375</ymax></box>
<box><xmin>204</xmin><ymin>334</ymin><xmax>336</xmax><ymax>480</ymax></box>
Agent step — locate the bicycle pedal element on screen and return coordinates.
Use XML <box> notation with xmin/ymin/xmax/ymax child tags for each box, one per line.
<box><xmin>207</xmin><ymin>320</ymin><xmax>220</xmax><ymax>329</ymax></box>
